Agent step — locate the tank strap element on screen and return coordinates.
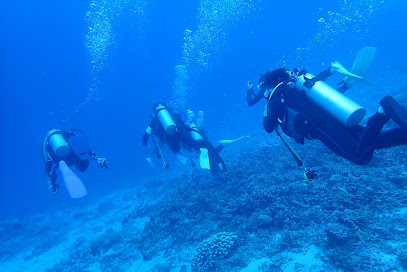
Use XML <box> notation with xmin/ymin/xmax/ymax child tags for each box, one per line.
<box><xmin>303</xmin><ymin>78</ymin><xmax>315</xmax><ymax>92</ymax></box>
<box><xmin>154</xmin><ymin>107</ymin><xmax>165</xmax><ymax>115</ymax></box>
<box><xmin>302</xmin><ymin>70</ymin><xmax>331</xmax><ymax>92</ymax></box>
<box><xmin>190</xmin><ymin>126</ymin><xmax>205</xmax><ymax>138</ymax></box>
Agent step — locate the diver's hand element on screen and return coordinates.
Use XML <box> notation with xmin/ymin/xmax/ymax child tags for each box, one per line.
<box><xmin>97</xmin><ymin>157</ymin><xmax>109</xmax><ymax>168</ymax></box>
<box><xmin>247</xmin><ymin>81</ymin><xmax>253</xmax><ymax>91</ymax></box>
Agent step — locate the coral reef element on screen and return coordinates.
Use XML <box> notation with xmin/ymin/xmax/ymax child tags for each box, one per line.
<box><xmin>191</xmin><ymin>232</ymin><xmax>238</xmax><ymax>271</ymax></box>
<box><xmin>89</xmin><ymin>228</ymin><xmax>121</xmax><ymax>255</ymax></box>
<box><xmin>2</xmin><ymin>138</ymin><xmax>407</xmax><ymax>271</ymax></box>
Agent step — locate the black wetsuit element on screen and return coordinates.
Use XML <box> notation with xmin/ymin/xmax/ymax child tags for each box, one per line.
<box><xmin>142</xmin><ymin>111</ymin><xmax>190</xmax><ymax>153</ymax></box>
<box><xmin>247</xmin><ymin>69</ymin><xmax>407</xmax><ymax>165</ymax></box>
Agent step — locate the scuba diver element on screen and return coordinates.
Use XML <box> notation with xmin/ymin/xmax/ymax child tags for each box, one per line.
<box><xmin>183</xmin><ymin>109</ymin><xmax>227</xmax><ymax>174</ymax></box>
<box><xmin>142</xmin><ymin>102</ymin><xmax>191</xmax><ymax>154</ymax></box>
<box><xmin>246</xmin><ymin>47</ymin><xmax>407</xmax><ymax>174</ymax></box>
<box><xmin>142</xmin><ymin>103</ymin><xmax>227</xmax><ymax>174</ymax></box>
<box><xmin>42</xmin><ymin>129</ymin><xmax>108</xmax><ymax>198</ymax></box>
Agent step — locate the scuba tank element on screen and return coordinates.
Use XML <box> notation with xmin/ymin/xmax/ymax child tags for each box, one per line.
<box><xmin>295</xmin><ymin>73</ymin><xmax>366</xmax><ymax>127</ymax></box>
<box><xmin>47</xmin><ymin>129</ymin><xmax>71</xmax><ymax>158</ymax></box>
<box><xmin>189</xmin><ymin>122</ymin><xmax>204</xmax><ymax>141</ymax></box>
<box><xmin>154</xmin><ymin>104</ymin><xmax>177</xmax><ymax>135</ymax></box>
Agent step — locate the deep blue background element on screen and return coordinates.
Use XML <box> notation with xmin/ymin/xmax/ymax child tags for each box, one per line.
<box><xmin>0</xmin><ymin>0</ymin><xmax>406</xmax><ymax>219</ymax></box>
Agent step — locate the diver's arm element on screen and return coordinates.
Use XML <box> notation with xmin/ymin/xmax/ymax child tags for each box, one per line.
<box><xmin>247</xmin><ymin>90</ymin><xmax>265</xmax><ymax>106</ymax></box>
<box><xmin>142</xmin><ymin>126</ymin><xmax>152</xmax><ymax>146</ymax></box>
<box><xmin>246</xmin><ymin>81</ymin><xmax>265</xmax><ymax>106</ymax></box>
<box><xmin>89</xmin><ymin>150</ymin><xmax>108</xmax><ymax>168</ymax></box>
<box><xmin>45</xmin><ymin>158</ymin><xmax>54</xmax><ymax>177</ymax></box>
<box><xmin>142</xmin><ymin>118</ymin><xmax>156</xmax><ymax>146</ymax></box>
<box><xmin>88</xmin><ymin>150</ymin><xmax>98</xmax><ymax>160</ymax></box>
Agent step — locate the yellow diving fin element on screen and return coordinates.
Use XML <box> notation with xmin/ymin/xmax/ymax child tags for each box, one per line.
<box><xmin>199</xmin><ymin>148</ymin><xmax>210</xmax><ymax>169</ymax></box>
<box><xmin>218</xmin><ymin>135</ymin><xmax>250</xmax><ymax>144</ymax></box>
<box><xmin>331</xmin><ymin>61</ymin><xmax>371</xmax><ymax>85</ymax></box>
<box><xmin>343</xmin><ymin>47</ymin><xmax>376</xmax><ymax>87</ymax></box>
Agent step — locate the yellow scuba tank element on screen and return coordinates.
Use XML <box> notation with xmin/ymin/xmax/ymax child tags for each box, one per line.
<box><xmin>189</xmin><ymin>122</ymin><xmax>204</xmax><ymax>141</ymax></box>
<box><xmin>154</xmin><ymin>103</ymin><xmax>177</xmax><ymax>135</ymax></box>
<box><xmin>295</xmin><ymin>73</ymin><xmax>366</xmax><ymax>127</ymax></box>
<box><xmin>47</xmin><ymin>129</ymin><xmax>71</xmax><ymax>158</ymax></box>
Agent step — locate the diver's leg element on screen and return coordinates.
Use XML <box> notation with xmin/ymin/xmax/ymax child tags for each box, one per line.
<box><xmin>166</xmin><ymin>134</ymin><xmax>181</xmax><ymax>153</ymax></box>
<box><xmin>347</xmin><ymin>107</ymin><xmax>407</xmax><ymax>159</ymax></box>
<box><xmin>209</xmin><ymin>151</ymin><xmax>227</xmax><ymax>174</ymax></box>
<box><xmin>380</xmin><ymin>96</ymin><xmax>407</xmax><ymax>129</ymax></box>
<box><xmin>354</xmin><ymin>113</ymin><xmax>388</xmax><ymax>158</ymax></box>
<box><xmin>375</xmin><ymin>128</ymin><xmax>407</xmax><ymax>149</ymax></box>
<box><xmin>263</xmin><ymin>96</ymin><xmax>283</xmax><ymax>133</ymax></box>
<box><xmin>263</xmin><ymin>114</ymin><xmax>277</xmax><ymax>133</ymax></box>
<box><xmin>310</xmin><ymin>118</ymin><xmax>372</xmax><ymax>164</ymax></box>
<box><xmin>214</xmin><ymin>145</ymin><xmax>225</xmax><ymax>153</ymax></box>
<box><xmin>205</xmin><ymin>142</ymin><xmax>227</xmax><ymax>174</ymax></box>
<box><xmin>47</xmin><ymin>166</ymin><xmax>59</xmax><ymax>194</ymax></box>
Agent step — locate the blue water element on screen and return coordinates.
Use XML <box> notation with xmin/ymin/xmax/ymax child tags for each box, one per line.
<box><xmin>0</xmin><ymin>0</ymin><xmax>403</xmax><ymax>220</ymax></box>
<box><xmin>1</xmin><ymin>0</ymin><xmax>407</xmax><ymax>270</ymax></box>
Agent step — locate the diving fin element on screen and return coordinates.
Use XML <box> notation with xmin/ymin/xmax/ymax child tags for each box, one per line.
<box><xmin>331</xmin><ymin>61</ymin><xmax>371</xmax><ymax>85</ymax></box>
<box><xmin>350</xmin><ymin>47</ymin><xmax>376</xmax><ymax>76</ymax></box>
<box><xmin>342</xmin><ymin>47</ymin><xmax>376</xmax><ymax>87</ymax></box>
<box><xmin>199</xmin><ymin>148</ymin><xmax>210</xmax><ymax>169</ymax></box>
<box><xmin>218</xmin><ymin>135</ymin><xmax>250</xmax><ymax>144</ymax></box>
<box><xmin>58</xmin><ymin>160</ymin><xmax>87</xmax><ymax>198</ymax></box>
<box><xmin>146</xmin><ymin>157</ymin><xmax>156</xmax><ymax>168</ymax></box>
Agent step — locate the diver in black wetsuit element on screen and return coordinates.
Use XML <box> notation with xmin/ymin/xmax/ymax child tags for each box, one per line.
<box><xmin>246</xmin><ymin>66</ymin><xmax>407</xmax><ymax>165</ymax></box>
<box><xmin>182</xmin><ymin>110</ymin><xmax>227</xmax><ymax>174</ymax></box>
<box><xmin>42</xmin><ymin>129</ymin><xmax>108</xmax><ymax>194</ymax></box>
<box><xmin>142</xmin><ymin>102</ymin><xmax>226</xmax><ymax>174</ymax></box>
<box><xmin>142</xmin><ymin>102</ymin><xmax>191</xmax><ymax>153</ymax></box>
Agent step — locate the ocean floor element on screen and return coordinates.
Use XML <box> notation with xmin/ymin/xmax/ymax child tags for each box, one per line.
<box><xmin>2</xmin><ymin>134</ymin><xmax>407</xmax><ymax>272</ymax></box>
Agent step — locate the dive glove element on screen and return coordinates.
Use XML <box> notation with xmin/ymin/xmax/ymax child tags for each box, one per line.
<box><xmin>247</xmin><ymin>81</ymin><xmax>253</xmax><ymax>91</ymax></box>
<box><xmin>97</xmin><ymin>157</ymin><xmax>109</xmax><ymax>168</ymax></box>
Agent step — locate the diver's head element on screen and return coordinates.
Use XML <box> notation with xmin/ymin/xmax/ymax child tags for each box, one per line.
<box><xmin>258</xmin><ymin>68</ymin><xmax>290</xmax><ymax>90</ymax></box>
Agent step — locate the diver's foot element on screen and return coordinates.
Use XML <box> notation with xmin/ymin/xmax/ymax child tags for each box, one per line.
<box><xmin>380</xmin><ymin>96</ymin><xmax>407</xmax><ymax>129</ymax></box>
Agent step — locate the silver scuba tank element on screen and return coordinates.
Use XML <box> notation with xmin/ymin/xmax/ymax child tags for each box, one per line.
<box><xmin>295</xmin><ymin>73</ymin><xmax>366</xmax><ymax>127</ymax></box>
<box><xmin>155</xmin><ymin>104</ymin><xmax>177</xmax><ymax>135</ymax></box>
<box><xmin>189</xmin><ymin>122</ymin><xmax>204</xmax><ymax>141</ymax></box>
<box><xmin>48</xmin><ymin>129</ymin><xmax>71</xmax><ymax>158</ymax></box>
